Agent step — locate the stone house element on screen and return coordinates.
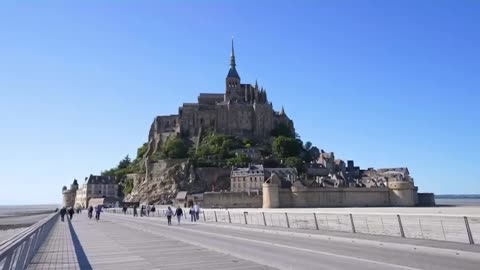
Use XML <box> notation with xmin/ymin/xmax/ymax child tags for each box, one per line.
<box><xmin>230</xmin><ymin>165</ymin><xmax>298</xmax><ymax>193</ymax></box>
<box><xmin>74</xmin><ymin>175</ymin><xmax>119</xmax><ymax>208</ymax></box>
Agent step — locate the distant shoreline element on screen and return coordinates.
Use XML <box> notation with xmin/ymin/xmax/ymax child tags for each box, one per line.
<box><xmin>435</xmin><ymin>195</ymin><xmax>480</xmax><ymax>199</ymax></box>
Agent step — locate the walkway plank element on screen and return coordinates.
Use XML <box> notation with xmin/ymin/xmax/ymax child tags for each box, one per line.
<box><xmin>27</xmin><ymin>218</ymin><xmax>79</xmax><ymax>270</ymax></box>
<box><xmin>27</xmin><ymin>214</ymin><xmax>273</xmax><ymax>270</ymax></box>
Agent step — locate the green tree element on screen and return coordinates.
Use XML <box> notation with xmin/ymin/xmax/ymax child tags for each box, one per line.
<box><xmin>304</xmin><ymin>141</ymin><xmax>312</xmax><ymax>151</ymax></box>
<box><xmin>196</xmin><ymin>134</ymin><xmax>242</xmax><ymax>160</ymax></box>
<box><xmin>271</xmin><ymin>123</ymin><xmax>294</xmax><ymax>138</ymax></box>
<box><xmin>162</xmin><ymin>138</ymin><xmax>188</xmax><ymax>159</ymax></box>
<box><xmin>272</xmin><ymin>136</ymin><xmax>302</xmax><ymax>158</ymax></box>
<box><xmin>284</xmin><ymin>156</ymin><xmax>305</xmax><ymax>173</ymax></box>
<box><xmin>118</xmin><ymin>155</ymin><xmax>131</xmax><ymax>169</ymax></box>
<box><xmin>263</xmin><ymin>158</ymin><xmax>280</xmax><ymax>168</ymax></box>
<box><xmin>136</xmin><ymin>143</ymin><xmax>148</xmax><ymax>159</ymax></box>
<box><xmin>242</xmin><ymin>138</ymin><xmax>254</xmax><ymax>148</ymax></box>
<box><xmin>227</xmin><ymin>153</ymin><xmax>252</xmax><ymax>168</ymax></box>
<box><xmin>309</xmin><ymin>146</ymin><xmax>321</xmax><ymax>163</ymax></box>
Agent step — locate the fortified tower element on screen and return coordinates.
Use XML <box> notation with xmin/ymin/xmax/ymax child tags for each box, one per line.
<box><xmin>62</xmin><ymin>179</ymin><xmax>79</xmax><ymax>208</ymax></box>
<box><xmin>388</xmin><ymin>180</ymin><xmax>418</xmax><ymax>206</ymax></box>
<box><xmin>262</xmin><ymin>174</ymin><xmax>281</xmax><ymax>208</ymax></box>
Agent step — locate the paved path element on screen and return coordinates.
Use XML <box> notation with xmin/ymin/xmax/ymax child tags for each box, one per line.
<box><xmin>27</xmin><ymin>219</ymin><xmax>79</xmax><ymax>270</ymax></box>
<box><xmin>28</xmin><ymin>213</ymin><xmax>480</xmax><ymax>269</ymax></box>
<box><xmin>28</xmin><ymin>215</ymin><xmax>273</xmax><ymax>269</ymax></box>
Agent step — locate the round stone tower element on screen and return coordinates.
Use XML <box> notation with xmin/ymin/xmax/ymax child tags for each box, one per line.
<box><xmin>388</xmin><ymin>181</ymin><xmax>418</xmax><ymax>206</ymax></box>
<box><xmin>262</xmin><ymin>173</ymin><xmax>281</xmax><ymax>208</ymax></box>
<box><xmin>62</xmin><ymin>179</ymin><xmax>79</xmax><ymax>208</ymax></box>
<box><xmin>262</xmin><ymin>183</ymin><xmax>279</xmax><ymax>208</ymax></box>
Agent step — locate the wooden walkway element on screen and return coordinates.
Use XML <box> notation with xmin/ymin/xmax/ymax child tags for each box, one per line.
<box><xmin>27</xmin><ymin>214</ymin><xmax>273</xmax><ymax>270</ymax></box>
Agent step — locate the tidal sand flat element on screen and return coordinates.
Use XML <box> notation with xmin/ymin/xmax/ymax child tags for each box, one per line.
<box><xmin>0</xmin><ymin>204</ymin><xmax>57</xmax><ymax>244</ymax></box>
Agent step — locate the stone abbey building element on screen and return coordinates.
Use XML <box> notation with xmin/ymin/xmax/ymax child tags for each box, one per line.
<box><xmin>146</xmin><ymin>41</ymin><xmax>294</xmax><ymax>156</ymax></box>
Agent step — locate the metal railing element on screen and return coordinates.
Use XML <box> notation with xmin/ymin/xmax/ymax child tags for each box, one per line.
<box><xmin>0</xmin><ymin>212</ymin><xmax>59</xmax><ymax>270</ymax></box>
<box><xmin>106</xmin><ymin>207</ymin><xmax>479</xmax><ymax>245</ymax></box>
<box><xmin>202</xmin><ymin>210</ymin><xmax>479</xmax><ymax>245</ymax></box>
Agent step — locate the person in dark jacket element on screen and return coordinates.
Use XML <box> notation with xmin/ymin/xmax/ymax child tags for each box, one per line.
<box><xmin>95</xmin><ymin>205</ymin><xmax>102</xmax><ymax>221</ymax></box>
<box><xmin>88</xmin><ymin>206</ymin><xmax>93</xmax><ymax>219</ymax></box>
<box><xmin>175</xmin><ymin>206</ymin><xmax>183</xmax><ymax>225</ymax></box>
<box><xmin>133</xmin><ymin>205</ymin><xmax>138</xmax><ymax>217</ymax></box>
<box><xmin>68</xmin><ymin>207</ymin><xmax>74</xmax><ymax>220</ymax></box>
<box><xmin>60</xmin><ymin>207</ymin><xmax>67</xmax><ymax>222</ymax></box>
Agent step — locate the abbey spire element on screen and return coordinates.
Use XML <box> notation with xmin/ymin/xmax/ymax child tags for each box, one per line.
<box><xmin>226</xmin><ymin>38</ymin><xmax>240</xmax><ymax>79</ymax></box>
<box><xmin>230</xmin><ymin>38</ymin><xmax>236</xmax><ymax>68</ymax></box>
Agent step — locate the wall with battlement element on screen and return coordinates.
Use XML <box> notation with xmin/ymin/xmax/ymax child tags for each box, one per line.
<box><xmin>203</xmin><ymin>192</ymin><xmax>262</xmax><ymax>208</ymax></box>
<box><xmin>202</xmin><ymin>183</ymin><xmax>419</xmax><ymax>208</ymax></box>
<box><xmin>278</xmin><ymin>187</ymin><xmax>391</xmax><ymax>208</ymax></box>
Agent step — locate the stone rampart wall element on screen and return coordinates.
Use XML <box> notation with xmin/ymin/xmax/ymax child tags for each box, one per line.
<box><xmin>203</xmin><ymin>192</ymin><xmax>262</xmax><ymax>208</ymax></box>
<box><xmin>278</xmin><ymin>188</ymin><xmax>391</xmax><ymax>208</ymax></box>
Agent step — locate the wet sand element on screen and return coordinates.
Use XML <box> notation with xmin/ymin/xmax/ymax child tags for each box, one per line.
<box><xmin>0</xmin><ymin>205</ymin><xmax>57</xmax><ymax>244</ymax></box>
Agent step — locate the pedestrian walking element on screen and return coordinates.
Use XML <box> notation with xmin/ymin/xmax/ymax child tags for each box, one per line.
<box><xmin>122</xmin><ymin>206</ymin><xmax>127</xmax><ymax>215</ymax></box>
<box><xmin>151</xmin><ymin>205</ymin><xmax>156</xmax><ymax>216</ymax></box>
<box><xmin>68</xmin><ymin>207</ymin><xmax>74</xmax><ymax>220</ymax></box>
<box><xmin>194</xmin><ymin>203</ymin><xmax>200</xmax><ymax>221</ymax></box>
<box><xmin>166</xmin><ymin>206</ymin><xmax>173</xmax><ymax>226</ymax></box>
<box><xmin>133</xmin><ymin>205</ymin><xmax>138</xmax><ymax>217</ymax></box>
<box><xmin>147</xmin><ymin>205</ymin><xmax>151</xmax><ymax>217</ymax></box>
<box><xmin>189</xmin><ymin>206</ymin><xmax>196</xmax><ymax>222</ymax></box>
<box><xmin>88</xmin><ymin>206</ymin><xmax>93</xmax><ymax>219</ymax></box>
<box><xmin>60</xmin><ymin>207</ymin><xmax>67</xmax><ymax>222</ymax></box>
<box><xmin>95</xmin><ymin>205</ymin><xmax>102</xmax><ymax>221</ymax></box>
<box><xmin>175</xmin><ymin>206</ymin><xmax>183</xmax><ymax>225</ymax></box>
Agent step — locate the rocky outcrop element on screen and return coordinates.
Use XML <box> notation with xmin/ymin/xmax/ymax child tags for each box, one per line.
<box><xmin>124</xmin><ymin>159</ymin><xmax>230</xmax><ymax>204</ymax></box>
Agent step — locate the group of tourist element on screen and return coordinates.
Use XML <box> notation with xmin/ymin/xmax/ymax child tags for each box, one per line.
<box><xmin>87</xmin><ymin>205</ymin><xmax>103</xmax><ymax>221</ymax></box>
<box><xmin>125</xmin><ymin>204</ymin><xmax>157</xmax><ymax>217</ymax></box>
<box><xmin>59</xmin><ymin>205</ymin><xmax>103</xmax><ymax>222</ymax></box>
<box><xmin>59</xmin><ymin>207</ymin><xmax>75</xmax><ymax>222</ymax></box>
<box><xmin>61</xmin><ymin>203</ymin><xmax>202</xmax><ymax>226</ymax></box>
<box><xmin>120</xmin><ymin>203</ymin><xmax>201</xmax><ymax>226</ymax></box>
<box><xmin>164</xmin><ymin>204</ymin><xmax>201</xmax><ymax>225</ymax></box>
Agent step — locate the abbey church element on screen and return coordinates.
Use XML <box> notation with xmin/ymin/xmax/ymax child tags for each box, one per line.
<box><xmin>146</xmin><ymin>41</ymin><xmax>294</xmax><ymax>156</ymax></box>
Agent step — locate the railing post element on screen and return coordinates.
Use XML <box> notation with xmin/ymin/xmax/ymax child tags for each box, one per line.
<box><xmin>285</xmin><ymin>213</ymin><xmax>290</xmax><ymax>228</ymax></box>
<box><xmin>214</xmin><ymin>211</ymin><xmax>218</xmax><ymax>222</ymax></box>
<box><xmin>2</xmin><ymin>250</ymin><xmax>14</xmax><ymax>270</ymax></box>
<box><xmin>349</xmin><ymin>214</ymin><xmax>356</xmax><ymax>233</ymax></box>
<box><xmin>26</xmin><ymin>232</ymin><xmax>40</xmax><ymax>264</ymax></box>
<box><xmin>440</xmin><ymin>220</ymin><xmax>447</xmax><ymax>241</ymax></box>
<box><xmin>313</xmin><ymin>213</ymin><xmax>319</xmax><ymax>230</ymax></box>
<box><xmin>262</xmin><ymin>212</ymin><xmax>267</xmax><ymax>226</ymax></box>
<box><xmin>397</xmin><ymin>214</ymin><xmax>405</xmax><ymax>238</ymax></box>
<box><xmin>228</xmin><ymin>211</ymin><xmax>232</xmax><ymax>223</ymax></box>
<box><xmin>15</xmin><ymin>237</ymin><xmax>32</xmax><ymax>270</ymax></box>
<box><xmin>464</xmin><ymin>216</ymin><xmax>475</xmax><ymax>245</ymax></box>
<box><xmin>244</xmin><ymin>212</ymin><xmax>248</xmax><ymax>225</ymax></box>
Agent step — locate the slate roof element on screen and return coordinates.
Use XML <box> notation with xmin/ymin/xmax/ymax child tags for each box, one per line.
<box><xmin>227</xmin><ymin>67</ymin><xmax>240</xmax><ymax>79</ymax></box>
<box><xmin>264</xmin><ymin>168</ymin><xmax>298</xmax><ymax>181</ymax></box>
<box><xmin>231</xmin><ymin>165</ymin><xmax>264</xmax><ymax>177</ymax></box>
<box><xmin>86</xmin><ymin>175</ymin><xmax>117</xmax><ymax>185</ymax></box>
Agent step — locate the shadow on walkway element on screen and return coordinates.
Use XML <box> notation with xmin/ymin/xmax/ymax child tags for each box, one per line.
<box><xmin>67</xmin><ymin>219</ymin><xmax>93</xmax><ymax>270</ymax></box>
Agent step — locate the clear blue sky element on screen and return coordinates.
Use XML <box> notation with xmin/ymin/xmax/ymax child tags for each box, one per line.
<box><xmin>0</xmin><ymin>1</ymin><xmax>479</xmax><ymax>205</ymax></box>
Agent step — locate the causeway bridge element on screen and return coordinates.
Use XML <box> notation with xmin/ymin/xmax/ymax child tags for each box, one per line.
<box><xmin>1</xmin><ymin>210</ymin><xmax>480</xmax><ymax>270</ymax></box>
